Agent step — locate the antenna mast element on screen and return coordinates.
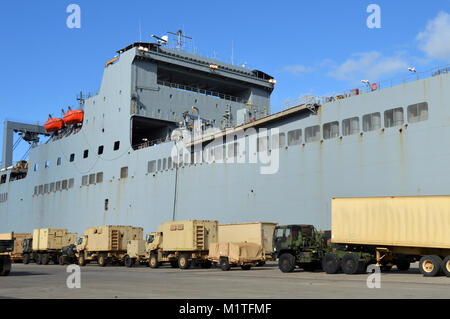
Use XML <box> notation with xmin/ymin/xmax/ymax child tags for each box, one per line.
<box><xmin>167</xmin><ymin>29</ymin><xmax>192</xmax><ymax>51</ymax></box>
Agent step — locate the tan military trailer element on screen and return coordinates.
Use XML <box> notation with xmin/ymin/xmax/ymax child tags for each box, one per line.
<box><xmin>208</xmin><ymin>242</ymin><xmax>264</xmax><ymax>271</ymax></box>
<box><xmin>125</xmin><ymin>220</ymin><xmax>218</xmax><ymax>269</ymax></box>
<box><xmin>26</xmin><ymin>229</ymin><xmax>77</xmax><ymax>265</ymax></box>
<box><xmin>218</xmin><ymin>222</ymin><xmax>278</xmax><ymax>265</ymax></box>
<box><xmin>76</xmin><ymin>225</ymin><xmax>143</xmax><ymax>267</ymax></box>
<box><xmin>0</xmin><ymin>232</ymin><xmax>32</xmax><ymax>263</ymax></box>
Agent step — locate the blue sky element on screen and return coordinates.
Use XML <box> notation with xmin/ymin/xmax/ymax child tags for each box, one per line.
<box><xmin>1</xmin><ymin>0</ymin><xmax>449</xmax><ymax>163</ymax></box>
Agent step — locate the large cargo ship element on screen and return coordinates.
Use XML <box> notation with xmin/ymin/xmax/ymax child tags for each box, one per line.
<box><xmin>1</xmin><ymin>35</ymin><xmax>449</xmax><ymax>235</ymax></box>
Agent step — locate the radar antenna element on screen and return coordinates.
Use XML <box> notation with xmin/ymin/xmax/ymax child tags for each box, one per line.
<box><xmin>167</xmin><ymin>29</ymin><xmax>192</xmax><ymax>51</ymax></box>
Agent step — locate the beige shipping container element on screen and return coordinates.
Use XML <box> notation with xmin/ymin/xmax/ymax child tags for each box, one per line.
<box><xmin>218</xmin><ymin>222</ymin><xmax>277</xmax><ymax>254</ymax></box>
<box><xmin>209</xmin><ymin>242</ymin><xmax>263</xmax><ymax>263</ymax></box>
<box><xmin>158</xmin><ymin>220</ymin><xmax>218</xmax><ymax>251</ymax></box>
<box><xmin>331</xmin><ymin>196</ymin><xmax>450</xmax><ymax>249</ymax></box>
<box><xmin>82</xmin><ymin>226</ymin><xmax>143</xmax><ymax>251</ymax></box>
<box><xmin>32</xmin><ymin>229</ymin><xmax>77</xmax><ymax>251</ymax></box>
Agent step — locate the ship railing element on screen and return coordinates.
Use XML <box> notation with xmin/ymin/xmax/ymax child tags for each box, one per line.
<box><xmin>157</xmin><ymin>80</ymin><xmax>247</xmax><ymax>104</ymax></box>
<box><xmin>133</xmin><ymin>137</ymin><xmax>167</xmax><ymax>150</ymax></box>
<box><xmin>278</xmin><ymin>64</ymin><xmax>450</xmax><ymax>111</ymax></box>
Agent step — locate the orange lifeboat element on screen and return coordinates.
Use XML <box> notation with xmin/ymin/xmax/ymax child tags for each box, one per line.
<box><xmin>44</xmin><ymin>118</ymin><xmax>64</xmax><ymax>132</ymax></box>
<box><xmin>63</xmin><ymin>109</ymin><xmax>84</xmax><ymax>126</ymax></box>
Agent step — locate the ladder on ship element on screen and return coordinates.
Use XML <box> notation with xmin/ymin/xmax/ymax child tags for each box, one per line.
<box><xmin>111</xmin><ymin>230</ymin><xmax>119</xmax><ymax>250</ymax></box>
<box><xmin>195</xmin><ymin>225</ymin><xmax>205</xmax><ymax>250</ymax></box>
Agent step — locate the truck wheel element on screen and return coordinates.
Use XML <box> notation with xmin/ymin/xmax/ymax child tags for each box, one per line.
<box><xmin>419</xmin><ymin>255</ymin><xmax>442</xmax><ymax>277</ymax></box>
<box><xmin>341</xmin><ymin>253</ymin><xmax>364</xmax><ymax>274</ymax></box>
<box><xmin>23</xmin><ymin>254</ymin><xmax>30</xmax><ymax>265</ymax></box>
<box><xmin>41</xmin><ymin>254</ymin><xmax>49</xmax><ymax>265</ymax></box>
<box><xmin>124</xmin><ymin>255</ymin><xmax>133</xmax><ymax>268</ymax></box>
<box><xmin>170</xmin><ymin>261</ymin><xmax>179</xmax><ymax>268</ymax></box>
<box><xmin>322</xmin><ymin>253</ymin><xmax>341</xmax><ymax>274</ymax></box>
<box><xmin>98</xmin><ymin>254</ymin><xmax>108</xmax><ymax>267</ymax></box>
<box><xmin>241</xmin><ymin>265</ymin><xmax>252</xmax><ymax>270</ymax></box>
<box><xmin>443</xmin><ymin>256</ymin><xmax>450</xmax><ymax>277</ymax></box>
<box><xmin>149</xmin><ymin>255</ymin><xmax>160</xmax><ymax>268</ymax></box>
<box><xmin>35</xmin><ymin>254</ymin><xmax>42</xmax><ymax>265</ymax></box>
<box><xmin>78</xmin><ymin>255</ymin><xmax>86</xmax><ymax>266</ymax></box>
<box><xmin>0</xmin><ymin>257</ymin><xmax>11</xmax><ymax>276</ymax></box>
<box><xmin>219</xmin><ymin>258</ymin><xmax>231</xmax><ymax>271</ymax></box>
<box><xmin>178</xmin><ymin>254</ymin><xmax>191</xmax><ymax>269</ymax></box>
<box><xmin>278</xmin><ymin>253</ymin><xmax>295</xmax><ymax>273</ymax></box>
<box><xmin>59</xmin><ymin>256</ymin><xmax>66</xmax><ymax>266</ymax></box>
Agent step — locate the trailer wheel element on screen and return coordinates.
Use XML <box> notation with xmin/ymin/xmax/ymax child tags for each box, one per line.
<box><xmin>0</xmin><ymin>257</ymin><xmax>11</xmax><ymax>276</ymax></box>
<box><xmin>443</xmin><ymin>256</ymin><xmax>450</xmax><ymax>277</ymax></box>
<box><xmin>178</xmin><ymin>254</ymin><xmax>191</xmax><ymax>269</ymax></box>
<box><xmin>241</xmin><ymin>265</ymin><xmax>252</xmax><ymax>270</ymax></box>
<box><xmin>59</xmin><ymin>256</ymin><xmax>66</xmax><ymax>266</ymax></box>
<box><xmin>149</xmin><ymin>255</ymin><xmax>160</xmax><ymax>269</ymax></box>
<box><xmin>23</xmin><ymin>254</ymin><xmax>30</xmax><ymax>265</ymax></box>
<box><xmin>341</xmin><ymin>253</ymin><xmax>365</xmax><ymax>274</ymax></box>
<box><xmin>41</xmin><ymin>254</ymin><xmax>49</xmax><ymax>265</ymax></box>
<box><xmin>78</xmin><ymin>255</ymin><xmax>86</xmax><ymax>266</ymax></box>
<box><xmin>98</xmin><ymin>254</ymin><xmax>108</xmax><ymax>267</ymax></box>
<box><xmin>219</xmin><ymin>258</ymin><xmax>231</xmax><ymax>271</ymax></box>
<box><xmin>420</xmin><ymin>255</ymin><xmax>442</xmax><ymax>277</ymax></box>
<box><xmin>278</xmin><ymin>253</ymin><xmax>295</xmax><ymax>273</ymax></box>
<box><xmin>322</xmin><ymin>253</ymin><xmax>341</xmax><ymax>274</ymax></box>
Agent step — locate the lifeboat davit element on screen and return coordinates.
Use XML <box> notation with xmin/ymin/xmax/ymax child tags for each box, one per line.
<box><xmin>44</xmin><ymin>118</ymin><xmax>64</xmax><ymax>132</ymax></box>
<box><xmin>63</xmin><ymin>109</ymin><xmax>84</xmax><ymax>126</ymax></box>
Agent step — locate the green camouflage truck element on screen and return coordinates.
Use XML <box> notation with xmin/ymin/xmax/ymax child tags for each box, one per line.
<box><xmin>0</xmin><ymin>239</ymin><xmax>15</xmax><ymax>276</ymax></box>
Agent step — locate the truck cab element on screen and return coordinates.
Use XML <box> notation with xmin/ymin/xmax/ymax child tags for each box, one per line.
<box><xmin>273</xmin><ymin>224</ymin><xmax>327</xmax><ymax>272</ymax></box>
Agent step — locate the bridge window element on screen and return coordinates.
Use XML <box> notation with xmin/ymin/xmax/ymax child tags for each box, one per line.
<box><xmin>384</xmin><ymin>107</ymin><xmax>404</xmax><ymax>127</ymax></box>
<box><xmin>45</xmin><ymin>161</ymin><xmax>50</xmax><ymax>168</ymax></box>
<box><xmin>44</xmin><ymin>184</ymin><xmax>49</xmax><ymax>193</ymax></box>
<box><xmin>83</xmin><ymin>150</ymin><xmax>89</xmax><ymax>159</ymax></box>
<box><xmin>56</xmin><ymin>181</ymin><xmax>61</xmax><ymax>191</ymax></box>
<box><xmin>57</xmin><ymin>157</ymin><xmax>62</xmax><ymax>166</ymax></box>
<box><xmin>38</xmin><ymin>185</ymin><xmax>44</xmax><ymax>195</ymax></box>
<box><xmin>34</xmin><ymin>164</ymin><xmax>39</xmax><ymax>171</ymax></box>
<box><xmin>62</xmin><ymin>180</ymin><xmax>68</xmax><ymax>190</ymax></box>
<box><xmin>287</xmin><ymin>129</ymin><xmax>302</xmax><ymax>146</ymax></box>
<box><xmin>362</xmin><ymin>112</ymin><xmax>381</xmax><ymax>132</ymax></box>
<box><xmin>70</xmin><ymin>154</ymin><xmax>75</xmax><ymax>162</ymax></box>
<box><xmin>168</xmin><ymin>157</ymin><xmax>172</xmax><ymax>169</ymax></box>
<box><xmin>342</xmin><ymin>117</ymin><xmax>360</xmax><ymax>136</ymax></box>
<box><xmin>323</xmin><ymin>121</ymin><xmax>339</xmax><ymax>140</ymax></box>
<box><xmin>163</xmin><ymin>158</ymin><xmax>167</xmax><ymax>170</ymax></box>
<box><xmin>148</xmin><ymin>160</ymin><xmax>156</xmax><ymax>173</ymax></box>
<box><xmin>271</xmin><ymin>132</ymin><xmax>286</xmax><ymax>149</ymax></box>
<box><xmin>98</xmin><ymin>145</ymin><xmax>104</xmax><ymax>155</ymax></box>
<box><xmin>50</xmin><ymin>183</ymin><xmax>55</xmax><ymax>192</ymax></box>
<box><xmin>114</xmin><ymin>141</ymin><xmax>120</xmax><ymax>151</ymax></box>
<box><xmin>157</xmin><ymin>159</ymin><xmax>162</xmax><ymax>171</ymax></box>
<box><xmin>0</xmin><ymin>174</ymin><xmax>6</xmax><ymax>184</ymax></box>
<box><xmin>82</xmin><ymin>175</ymin><xmax>88</xmax><ymax>186</ymax></box>
<box><xmin>257</xmin><ymin>136</ymin><xmax>268</xmax><ymax>152</ymax></box>
<box><xmin>69</xmin><ymin>178</ymin><xmax>74</xmax><ymax>188</ymax></box>
<box><xmin>89</xmin><ymin>174</ymin><xmax>96</xmax><ymax>184</ymax></box>
<box><xmin>407</xmin><ymin>102</ymin><xmax>428</xmax><ymax>123</ymax></box>
<box><xmin>96</xmin><ymin>172</ymin><xmax>103</xmax><ymax>183</ymax></box>
<box><xmin>305</xmin><ymin>125</ymin><xmax>320</xmax><ymax>143</ymax></box>
<box><xmin>120</xmin><ymin>167</ymin><xmax>128</xmax><ymax>179</ymax></box>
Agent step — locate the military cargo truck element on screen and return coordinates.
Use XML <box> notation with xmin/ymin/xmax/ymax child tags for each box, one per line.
<box><xmin>329</xmin><ymin>196</ymin><xmax>450</xmax><ymax>277</ymax></box>
<box><xmin>23</xmin><ymin>229</ymin><xmax>77</xmax><ymax>265</ymax></box>
<box><xmin>208</xmin><ymin>242</ymin><xmax>263</xmax><ymax>271</ymax></box>
<box><xmin>58</xmin><ymin>244</ymin><xmax>78</xmax><ymax>265</ymax></box>
<box><xmin>141</xmin><ymin>220</ymin><xmax>218</xmax><ymax>269</ymax></box>
<box><xmin>76</xmin><ymin>225</ymin><xmax>143</xmax><ymax>267</ymax></box>
<box><xmin>0</xmin><ymin>233</ymin><xmax>32</xmax><ymax>263</ymax></box>
<box><xmin>0</xmin><ymin>238</ymin><xmax>14</xmax><ymax>276</ymax></box>
<box><xmin>218</xmin><ymin>222</ymin><xmax>278</xmax><ymax>265</ymax></box>
<box><xmin>273</xmin><ymin>224</ymin><xmax>328</xmax><ymax>272</ymax></box>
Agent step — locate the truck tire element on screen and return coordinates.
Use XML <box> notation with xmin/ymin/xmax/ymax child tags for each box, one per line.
<box><xmin>35</xmin><ymin>253</ymin><xmax>42</xmax><ymax>265</ymax></box>
<box><xmin>178</xmin><ymin>254</ymin><xmax>191</xmax><ymax>269</ymax></box>
<box><xmin>219</xmin><ymin>258</ymin><xmax>231</xmax><ymax>271</ymax></box>
<box><xmin>241</xmin><ymin>265</ymin><xmax>252</xmax><ymax>270</ymax></box>
<box><xmin>41</xmin><ymin>254</ymin><xmax>49</xmax><ymax>265</ymax></box>
<box><xmin>278</xmin><ymin>253</ymin><xmax>295</xmax><ymax>273</ymax></box>
<box><xmin>124</xmin><ymin>255</ymin><xmax>133</xmax><ymax>268</ymax></box>
<box><xmin>78</xmin><ymin>255</ymin><xmax>86</xmax><ymax>266</ymax></box>
<box><xmin>98</xmin><ymin>254</ymin><xmax>108</xmax><ymax>267</ymax></box>
<box><xmin>419</xmin><ymin>255</ymin><xmax>442</xmax><ymax>277</ymax></box>
<box><xmin>59</xmin><ymin>255</ymin><xmax>66</xmax><ymax>266</ymax></box>
<box><xmin>322</xmin><ymin>253</ymin><xmax>341</xmax><ymax>274</ymax></box>
<box><xmin>0</xmin><ymin>257</ymin><xmax>11</xmax><ymax>276</ymax></box>
<box><xmin>23</xmin><ymin>254</ymin><xmax>30</xmax><ymax>265</ymax></box>
<box><xmin>149</xmin><ymin>255</ymin><xmax>160</xmax><ymax>269</ymax></box>
<box><xmin>341</xmin><ymin>253</ymin><xmax>365</xmax><ymax>274</ymax></box>
<box><xmin>443</xmin><ymin>256</ymin><xmax>450</xmax><ymax>277</ymax></box>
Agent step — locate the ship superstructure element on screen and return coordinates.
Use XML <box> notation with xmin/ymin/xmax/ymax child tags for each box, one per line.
<box><xmin>1</xmin><ymin>37</ymin><xmax>450</xmax><ymax>235</ymax></box>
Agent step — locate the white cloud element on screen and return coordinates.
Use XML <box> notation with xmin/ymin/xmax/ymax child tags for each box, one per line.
<box><xmin>417</xmin><ymin>11</ymin><xmax>450</xmax><ymax>61</ymax></box>
<box><xmin>282</xmin><ymin>64</ymin><xmax>314</xmax><ymax>76</ymax></box>
<box><xmin>326</xmin><ymin>51</ymin><xmax>408</xmax><ymax>84</ymax></box>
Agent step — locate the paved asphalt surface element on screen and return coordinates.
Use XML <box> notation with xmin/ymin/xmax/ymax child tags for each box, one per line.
<box><xmin>1</xmin><ymin>262</ymin><xmax>449</xmax><ymax>299</ymax></box>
